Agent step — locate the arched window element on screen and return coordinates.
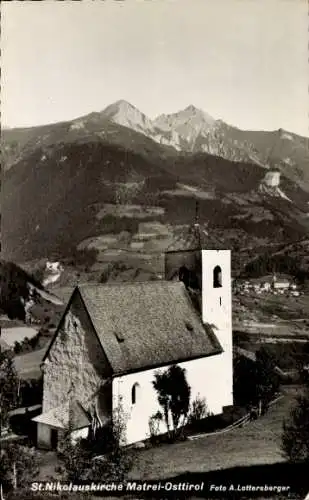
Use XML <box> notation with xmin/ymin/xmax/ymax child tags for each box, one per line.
<box><xmin>131</xmin><ymin>383</ymin><xmax>140</xmax><ymax>405</ymax></box>
<box><xmin>213</xmin><ymin>265</ymin><xmax>222</xmax><ymax>288</ymax></box>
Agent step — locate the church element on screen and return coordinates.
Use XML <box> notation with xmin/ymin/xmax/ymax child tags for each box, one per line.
<box><xmin>33</xmin><ymin>243</ymin><xmax>233</xmax><ymax>449</ymax></box>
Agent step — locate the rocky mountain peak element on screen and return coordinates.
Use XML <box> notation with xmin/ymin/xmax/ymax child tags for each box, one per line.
<box><xmin>103</xmin><ymin>99</ymin><xmax>137</xmax><ymax>114</ymax></box>
<box><xmin>184</xmin><ymin>104</ymin><xmax>200</xmax><ymax>113</ymax></box>
<box><xmin>101</xmin><ymin>99</ymin><xmax>154</xmax><ymax>133</ymax></box>
<box><xmin>154</xmin><ymin>105</ymin><xmax>215</xmax><ymax>128</ymax></box>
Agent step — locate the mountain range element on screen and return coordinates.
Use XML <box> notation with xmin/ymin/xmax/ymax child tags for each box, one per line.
<box><xmin>3</xmin><ymin>100</ymin><xmax>309</xmax><ymax>189</ymax></box>
<box><xmin>2</xmin><ymin>100</ymin><xmax>309</xmax><ymax>272</ymax></box>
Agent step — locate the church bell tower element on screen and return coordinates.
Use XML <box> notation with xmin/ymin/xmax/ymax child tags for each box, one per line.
<box><xmin>164</xmin><ymin>201</ymin><xmax>233</xmax><ymax>407</ymax></box>
<box><xmin>164</xmin><ymin>201</ymin><xmax>232</xmax><ymax>348</ymax></box>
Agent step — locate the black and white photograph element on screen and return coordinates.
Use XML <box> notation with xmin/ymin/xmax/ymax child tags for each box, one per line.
<box><xmin>1</xmin><ymin>0</ymin><xmax>309</xmax><ymax>498</ymax></box>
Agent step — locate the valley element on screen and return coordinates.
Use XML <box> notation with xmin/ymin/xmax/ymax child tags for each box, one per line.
<box><xmin>2</xmin><ymin>99</ymin><xmax>309</xmax><ymax>383</ymax></box>
<box><xmin>2</xmin><ymin>101</ymin><xmax>309</xmax><ymax>266</ymax></box>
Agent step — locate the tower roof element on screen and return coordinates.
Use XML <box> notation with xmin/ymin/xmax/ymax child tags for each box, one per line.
<box><xmin>166</xmin><ymin>222</ymin><xmax>225</xmax><ymax>253</ymax></box>
<box><xmin>167</xmin><ymin>200</ymin><xmax>204</xmax><ymax>252</ymax></box>
<box><xmin>166</xmin><ymin>200</ymin><xmax>226</xmax><ymax>253</ymax></box>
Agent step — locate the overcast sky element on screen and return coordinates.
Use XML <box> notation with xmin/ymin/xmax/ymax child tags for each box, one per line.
<box><xmin>2</xmin><ymin>0</ymin><xmax>308</xmax><ymax>136</ymax></box>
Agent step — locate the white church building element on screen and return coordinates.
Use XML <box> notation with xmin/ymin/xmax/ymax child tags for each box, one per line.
<box><xmin>33</xmin><ymin>247</ymin><xmax>233</xmax><ymax>449</ymax></box>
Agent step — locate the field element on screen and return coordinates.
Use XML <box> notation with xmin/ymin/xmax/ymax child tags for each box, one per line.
<box><xmin>13</xmin><ymin>348</ymin><xmax>45</xmax><ymax>379</ymax></box>
<box><xmin>1</xmin><ymin>326</ymin><xmax>38</xmax><ymax>347</ymax></box>
<box><xmin>233</xmin><ymin>291</ymin><xmax>309</xmax><ymax>343</ymax></box>
<box><xmin>130</xmin><ymin>386</ymin><xmax>300</xmax><ymax>481</ymax></box>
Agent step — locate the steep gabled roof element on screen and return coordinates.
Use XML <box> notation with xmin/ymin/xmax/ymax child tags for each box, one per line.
<box><xmin>76</xmin><ymin>281</ymin><xmax>222</xmax><ymax>375</ymax></box>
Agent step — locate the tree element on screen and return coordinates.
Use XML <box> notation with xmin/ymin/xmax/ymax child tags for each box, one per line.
<box><xmin>233</xmin><ymin>347</ymin><xmax>280</xmax><ymax>413</ymax></box>
<box><xmin>0</xmin><ymin>444</ymin><xmax>39</xmax><ymax>493</ymax></box>
<box><xmin>58</xmin><ymin>397</ymin><xmax>134</xmax><ymax>482</ymax></box>
<box><xmin>0</xmin><ymin>260</ymin><xmax>43</xmax><ymax>322</ymax></box>
<box><xmin>0</xmin><ymin>351</ymin><xmax>20</xmax><ymax>433</ymax></box>
<box><xmin>13</xmin><ymin>342</ymin><xmax>22</xmax><ymax>355</ymax></box>
<box><xmin>282</xmin><ymin>386</ymin><xmax>309</xmax><ymax>463</ymax></box>
<box><xmin>0</xmin><ymin>354</ymin><xmax>35</xmax><ymax>496</ymax></box>
<box><xmin>233</xmin><ymin>355</ymin><xmax>257</xmax><ymax>408</ymax></box>
<box><xmin>152</xmin><ymin>364</ymin><xmax>191</xmax><ymax>439</ymax></box>
<box><xmin>255</xmin><ymin>347</ymin><xmax>280</xmax><ymax>414</ymax></box>
<box><xmin>57</xmin><ymin>432</ymin><xmax>92</xmax><ymax>482</ymax></box>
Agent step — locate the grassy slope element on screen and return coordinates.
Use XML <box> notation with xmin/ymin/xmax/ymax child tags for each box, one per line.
<box><xmin>233</xmin><ymin>290</ymin><xmax>309</xmax><ymax>326</ymax></box>
<box><xmin>14</xmin><ymin>348</ymin><xmax>46</xmax><ymax>379</ymax></box>
<box><xmin>130</xmin><ymin>386</ymin><xmax>300</xmax><ymax>480</ymax></box>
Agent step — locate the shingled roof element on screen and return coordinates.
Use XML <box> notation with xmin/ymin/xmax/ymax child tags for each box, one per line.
<box><xmin>75</xmin><ymin>281</ymin><xmax>222</xmax><ymax>375</ymax></box>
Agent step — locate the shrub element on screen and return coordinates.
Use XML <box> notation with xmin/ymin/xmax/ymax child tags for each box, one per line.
<box><xmin>58</xmin><ymin>396</ymin><xmax>135</xmax><ymax>483</ymax></box>
<box><xmin>188</xmin><ymin>395</ymin><xmax>209</xmax><ymax>425</ymax></box>
<box><xmin>13</xmin><ymin>342</ymin><xmax>22</xmax><ymax>355</ymax></box>
<box><xmin>282</xmin><ymin>387</ymin><xmax>309</xmax><ymax>463</ymax></box>
<box><xmin>148</xmin><ymin>411</ymin><xmax>163</xmax><ymax>442</ymax></box>
<box><xmin>0</xmin><ymin>444</ymin><xmax>39</xmax><ymax>493</ymax></box>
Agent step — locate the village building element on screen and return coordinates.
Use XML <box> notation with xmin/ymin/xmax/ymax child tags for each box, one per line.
<box><xmin>272</xmin><ymin>274</ymin><xmax>290</xmax><ymax>290</ymax></box>
<box><xmin>33</xmin><ymin>243</ymin><xmax>233</xmax><ymax>449</ymax></box>
<box><xmin>260</xmin><ymin>281</ymin><xmax>272</xmax><ymax>292</ymax></box>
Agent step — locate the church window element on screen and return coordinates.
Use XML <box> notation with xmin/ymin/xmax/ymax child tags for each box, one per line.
<box><xmin>131</xmin><ymin>382</ymin><xmax>140</xmax><ymax>405</ymax></box>
<box><xmin>213</xmin><ymin>266</ymin><xmax>222</xmax><ymax>288</ymax></box>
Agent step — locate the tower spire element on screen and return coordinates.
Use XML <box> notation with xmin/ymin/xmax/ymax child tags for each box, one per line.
<box><xmin>193</xmin><ymin>200</ymin><xmax>201</xmax><ymax>250</ymax></box>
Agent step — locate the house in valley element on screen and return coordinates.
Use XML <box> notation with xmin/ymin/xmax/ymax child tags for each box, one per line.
<box><xmin>33</xmin><ymin>247</ymin><xmax>233</xmax><ymax>449</ymax></box>
<box><xmin>272</xmin><ymin>274</ymin><xmax>290</xmax><ymax>291</ymax></box>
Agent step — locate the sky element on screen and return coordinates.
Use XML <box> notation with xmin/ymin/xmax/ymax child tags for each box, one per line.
<box><xmin>1</xmin><ymin>0</ymin><xmax>308</xmax><ymax>136</ymax></box>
